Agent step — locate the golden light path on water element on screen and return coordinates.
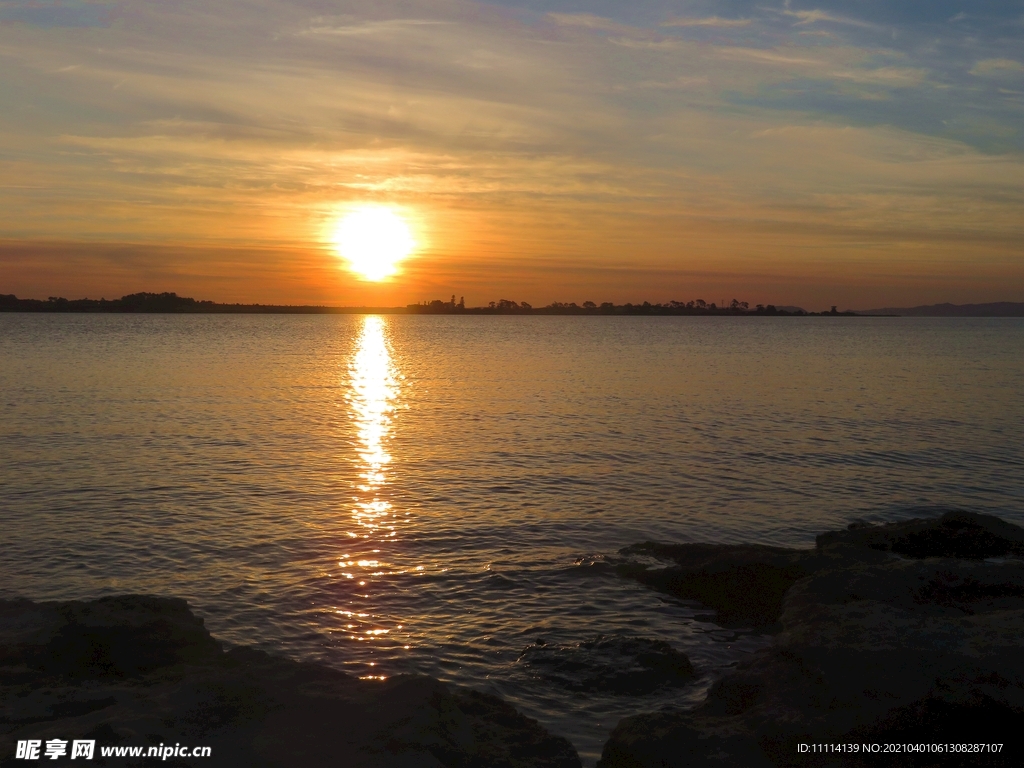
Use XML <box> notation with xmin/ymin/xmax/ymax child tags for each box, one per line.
<box><xmin>349</xmin><ymin>316</ymin><xmax>397</xmax><ymax>541</ymax></box>
<box><xmin>335</xmin><ymin>315</ymin><xmax>414</xmax><ymax>678</ymax></box>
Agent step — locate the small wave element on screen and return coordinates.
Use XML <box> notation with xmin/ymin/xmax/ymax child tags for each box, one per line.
<box><xmin>516</xmin><ymin>634</ymin><xmax>695</xmax><ymax>695</ymax></box>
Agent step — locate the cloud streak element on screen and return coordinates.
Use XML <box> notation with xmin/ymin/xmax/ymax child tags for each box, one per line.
<box><xmin>660</xmin><ymin>17</ymin><xmax>752</xmax><ymax>28</ymax></box>
<box><xmin>779</xmin><ymin>8</ymin><xmax>876</xmax><ymax>29</ymax></box>
<box><xmin>970</xmin><ymin>58</ymin><xmax>1024</xmax><ymax>76</ymax></box>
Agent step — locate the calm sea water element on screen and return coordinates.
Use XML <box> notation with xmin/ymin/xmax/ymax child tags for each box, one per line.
<box><xmin>3</xmin><ymin>314</ymin><xmax>1023</xmax><ymax>762</ymax></box>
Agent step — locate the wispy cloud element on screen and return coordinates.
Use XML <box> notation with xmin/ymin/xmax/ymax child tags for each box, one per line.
<box><xmin>776</xmin><ymin>7</ymin><xmax>876</xmax><ymax>30</ymax></box>
<box><xmin>661</xmin><ymin>17</ymin><xmax>751</xmax><ymax>29</ymax></box>
<box><xmin>301</xmin><ymin>18</ymin><xmax>449</xmax><ymax>38</ymax></box>
<box><xmin>545</xmin><ymin>13</ymin><xmax>630</xmax><ymax>34</ymax></box>
<box><xmin>831</xmin><ymin>67</ymin><xmax>928</xmax><ymax>87</ymax></box>
<box><xmin>628</xmin><ymin>76</ymin><xmax>709</xmax><ymax>91</ymax></box>
<box><xmin>715</xmin><ymin>47</ymin><xmax>820</xmax><ymax>66</ymax></box>
<box><xmin>970</xmin><ymin>58</ymin><xmax>1024</xmax><ymax>76</ymax></box>
<box><xmin>607</xmin><ymin>37</ymin><xmax>677</xmax><ymax>50</ymax></box>
<box><xmin>546</xmin><ymin>12</ymin><xmax>677</xmax><ymax>52</ymax></box>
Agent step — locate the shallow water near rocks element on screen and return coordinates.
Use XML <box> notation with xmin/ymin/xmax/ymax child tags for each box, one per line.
<box><xmin>2</xmin><ymin>314</ymin><xmax>1023</xmax><ymax>763</ymax></box>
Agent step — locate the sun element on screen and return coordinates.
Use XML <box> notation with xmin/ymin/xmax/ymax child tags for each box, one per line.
<box><xmin>330</xmin><ymin>206</ymin><xmax>416</xmax><ymax>282</ymax></box>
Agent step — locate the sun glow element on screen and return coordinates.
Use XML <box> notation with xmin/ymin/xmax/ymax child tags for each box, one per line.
<box><xmin>330</xmin><ymin>206</ymin><xmax>415</xmax><ymax>281</ymax></box>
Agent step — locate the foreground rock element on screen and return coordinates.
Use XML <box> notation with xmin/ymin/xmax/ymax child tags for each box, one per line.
<box><xmin>602</xmin><ymin>511</ymin><xmax>1024</xmax><ymax>767</ymax></box>
<box><xmin>0</xmin><ymin>596</ymin><xmax>580</xmax><ymax>768</ymax></box>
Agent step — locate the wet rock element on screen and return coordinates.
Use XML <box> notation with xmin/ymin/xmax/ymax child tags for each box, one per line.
<box><xmin>817</xmin><ymin>510</ymin><xmax>1024</xmax><ymax>559</ymax></box>
<box><xmin>517</xmin><ymin>635</ymin><xmax>694</xmax><ymax>695</ymax></box>
<box><xmin>1</xmin><ymin>596</ymin><xmax>580</xmax><ymax>768</ymax></box>
<box><xmin>600</xmin><ymin>513</ymin><xmax>1024</xmax><ymax>767</ymax></box>
<box><xmin>1</xmin><ymin>595</ymin><xmax>221</xmax><ymax>680</ymax></box>
<box><xmin>615</xmin><ymin>543</ymin><xmax>816</xmax><ymax>627</ymax></box>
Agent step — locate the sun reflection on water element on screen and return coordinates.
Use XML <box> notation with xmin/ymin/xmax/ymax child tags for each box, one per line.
<box><xmin>348</xmin><ymin>315</ymin><xmax>397</xmax><ymax>541</ymax></box>
<box><xmin>335</xmin><ymin>315</ymin><xmax>407</xmax><ymax>677</ymax></box>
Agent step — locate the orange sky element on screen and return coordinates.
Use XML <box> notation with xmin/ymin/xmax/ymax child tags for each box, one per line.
<box><xmin>2</xmin><ymin>0</ymin><xmax>1022</xmax><ymax>310</ymax></box>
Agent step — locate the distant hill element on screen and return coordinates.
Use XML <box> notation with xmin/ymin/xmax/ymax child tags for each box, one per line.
<box><xmin>857</xmin><ymin>302</ymin><xmax>1024</xmax><ymax>317</ymax></box>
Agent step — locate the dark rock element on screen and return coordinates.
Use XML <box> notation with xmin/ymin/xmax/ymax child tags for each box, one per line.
<box><xmin>598</xmin><ymin>709</ymin><xmax>772</xmax><ymax>768</ymax></box>
<box><xmin>1</xmin><ymin>596</ymin><xmax>580</xmax><ymax>768</ymax></box>
<box><xmin>451</xmin><ymin>690</ymin><xmax>584</xmax><ymax>768</ymax></box>
<box><xmin>10</xmin><ymin>595</ymin><xmax>221</xmax><ymax>679</ymax></box>
<box><xmin>616</xmin><ymin>543</ymin><xmax>815</xmax><ymax>627</ymax></box>
<box><xmin>517</xmin><ymin>635</ymin><xmax>694</xmax><ymax>695</ymax></box>
<box><xmin>838</xmin><ymin>693</ymin><xmax>1021</xmax><ymax>767</ymax></box>
<box><xmin>817</xmin><ymin>510</ymin><xmax>1024</xmax><ymax>559</ymax></box>
<box><xmin>600</xmin><ymin>513</ymin><xmax>1024</xmax><ymax>767</ymax></box>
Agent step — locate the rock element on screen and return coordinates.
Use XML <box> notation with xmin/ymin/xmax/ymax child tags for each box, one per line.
<box><xmin>600</xmin><ymin>513</ymin><xmax>1024</xmax><ymax>767</ymax></box>
<box><xmin>517</xmin><ymin>635</ymin><xmax>694</xmax><ymax>695</ymax></box>
<box><xmin>0</xmin><ymin>596</ymin><xmax>580</xmax><ymax>768</ymax></box>
<box><xmin>1</xmin><ymin>595</ymin><xmax>221</xmax><ymax>679</ymax></box>
<box><xmin>817</xmin><ymin>510</ymin><xmax>1024</xmax><ymax>559</ymax></box>
<box><xmin>615</xmin><ymin>543</ymin><xmax>816</xmax><ymax>627</ymax></box>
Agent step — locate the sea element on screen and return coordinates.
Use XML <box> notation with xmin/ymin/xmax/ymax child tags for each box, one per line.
<box><xmin>2</xmin><ymin>314</ymin><xmax>1023</xmax><ymax>763</ymax></box>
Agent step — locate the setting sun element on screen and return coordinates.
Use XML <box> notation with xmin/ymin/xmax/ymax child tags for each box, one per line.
<box><xmin>330</xmin><ymin>206</ymin><xmax>415</xmax><ymax>282</ymax></box>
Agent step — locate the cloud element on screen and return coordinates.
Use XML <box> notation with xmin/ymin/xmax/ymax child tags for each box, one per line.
<box><xmin>970</xmin><ymin>58</ymin><xmax>1024</xmax><ymax>77</ymax></box>
<box><xmin>715</xmin><ymin>47</ymin><xmax>820</xmax><ymax>66</ymax></box>
<box><xmin>545</xmin><ymin>13</ymin><xmax>630</xmax><ymax>34</ymax></box>
<box><xmin>628</xmin><ymin>76</ymin><xmax>709</xmax><ymax>91</ymax></box>
<box><xmin>660</xmin><ymin>17</ymin><xmax>751</xmax><ymax>28</ymax></box>
<box><xmin>607</xmin><ymin>36</ymin><xmax>677</xmax><ymax>50</ymax></box>
<box><xmin>831</xmin><ymin>67</ymin><xmax>927</xmax><ymax>87</ymax></box>
<box><xmin>301</xmin><ymin>18</ymin><xmax>449</xmax><ymax>38</ymax></box>
<box><xmin>778</xmin><ymin>8</ymin><xmax>876</xmax><ymax>30</ymax></box>
<box><xmin>546</xmin><ymin>12</ymin><xmax>677</xmax><ymax>51</ymax></box>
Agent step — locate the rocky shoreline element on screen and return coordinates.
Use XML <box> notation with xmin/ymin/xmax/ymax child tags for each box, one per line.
<box><xmin>601</xmin><ymin>511</ymin><xmax>1024</xmax><ymax>767</ymax></box>
<box><xmin>3</xmin><ymin>511</ymin><xmax>1022</xmax><ymax>767</ymax></box>
<box><xmin>0</xmin><ymin>596</ymin><xmax>579</xmax><ymax>767</ymax></box>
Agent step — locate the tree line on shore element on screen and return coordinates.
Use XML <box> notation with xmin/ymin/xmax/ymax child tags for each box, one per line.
<box><xmin>407</xmin><ymin>296</ymin><xmax>850</xmax><ymax>316</ymax></box>
<box><xmin>1</xmin><ymin>292</ymin><xmax>853</xmax><ymax>316</ymax></box>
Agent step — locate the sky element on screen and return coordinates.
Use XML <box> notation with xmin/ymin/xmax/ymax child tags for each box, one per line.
<box><xmin>1</xmin><ymin>0</ymin><xmax>1022</xmax><ymax>309</ymax></box>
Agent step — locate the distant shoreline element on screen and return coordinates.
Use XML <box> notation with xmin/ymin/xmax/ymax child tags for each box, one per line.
<box><xmin>2</xmin><ymin>292</ymin><xmax>858</xmax><ymax>316</ymax></box>
<box><xmin>6</xmin><ymin>292</ymin><xmax>1022</xmax><ymax>316</ymax></box>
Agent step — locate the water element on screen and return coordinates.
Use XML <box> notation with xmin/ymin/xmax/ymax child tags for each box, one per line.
<box><xmin>2</xmin><ymin>314</ymin><xmax>1023</xmax><ymax>763</ymax></box>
